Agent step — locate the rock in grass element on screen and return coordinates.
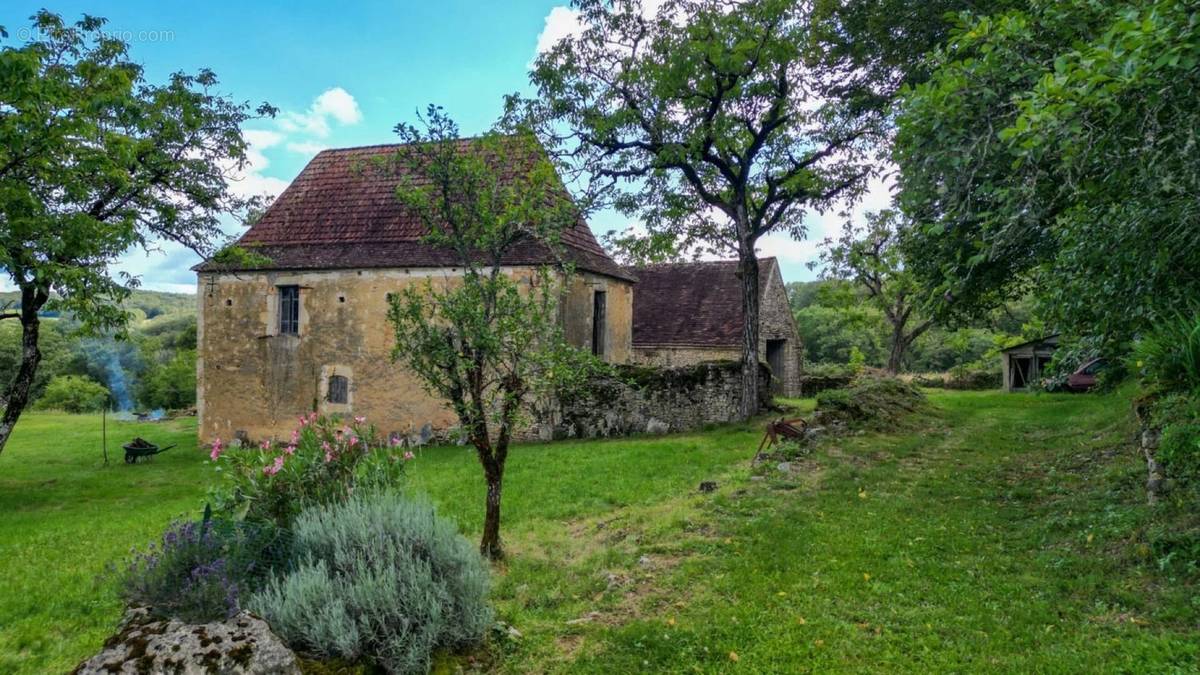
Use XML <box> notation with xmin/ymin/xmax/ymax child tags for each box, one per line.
<box><xmin>74</xmin><ymin>606</ymin><xmax>299</xmax><ymax>675</ymax></box>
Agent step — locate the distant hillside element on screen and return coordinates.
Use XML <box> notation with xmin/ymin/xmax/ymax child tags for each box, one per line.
<box><xmin>0</xmin><ymin>288</ymin><xmax>196</xmax><ymax>324</ymax></box>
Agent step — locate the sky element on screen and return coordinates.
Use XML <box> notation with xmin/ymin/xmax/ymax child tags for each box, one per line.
<box><xmin>2</xmin><ymin>1</ymin><xmax>892</xmax><ymax>294</ymax></box>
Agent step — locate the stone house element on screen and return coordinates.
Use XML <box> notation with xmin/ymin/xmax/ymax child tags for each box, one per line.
<box><xmin>194</xmin><ymin>141</ymin><xmax>634</xmax><ymax>443</ymax></box>
<box><xmin>194</xmin><ymin>140</ymin><xmax>801</xmax><ymax>443</ymax></box>
<box><xmin>625</xmin><ymin>258</ymin><xmax>803</xmax><ymax>396</ymax></box>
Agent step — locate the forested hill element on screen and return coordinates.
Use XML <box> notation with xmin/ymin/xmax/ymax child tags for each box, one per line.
<box><xmin>0</xmin><ymin>289</ymin><xmax>196</xmax><ymax>323</ymax></box>
<box><xmin>0</xmin><ymin>289</ymin><xmax>198</xmax><ymax>412</ymax></box>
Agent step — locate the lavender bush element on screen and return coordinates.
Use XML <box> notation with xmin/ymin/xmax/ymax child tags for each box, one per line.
<box><xmin>120</xmin><ymin>517</ymin><xmax>285</xmax><ymax>622</ymax></box>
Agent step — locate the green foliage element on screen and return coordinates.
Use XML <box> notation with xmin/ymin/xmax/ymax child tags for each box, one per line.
<box><xmin>33</xmin><ymin>375</ymin><xmax>108</xmax><ymax>413</ymax></box>
<box><xmin>119</xmin><ymin>517</ymin><xmax>285</xmax><ymax>622</ymax></box>
<box><xmin>248</xmin><ymin>494</ymin><xmax>491</xmax><ymax>674</ymax></box>
<box><xmin>814</xmin><ymin>376</ymin><xmax>926</xmax><ymax>429</ymax></box>
<box><xmin>137</xmin><ymin>349</ymin><xmax>197</xmax><ymax>410</ymax></box>
<box><xmin>208</xmin><ymin>414</ymin><xmax>407</xmax><ymax>528</ymax></box>
<box><xmin>1132</xmin><ymin>313</ymin><xmax>1200</xmax><ymax>396</ymax></box>
<box><xmin>0</xmin><ymin>10</ymin><xmax>273</xmax><ymax>453</ymax></box>
<box><xmin>385</xmin><ymin>107</ymin><xmax>586</xmax><ymax>558</ymax></box>
<box><xmin>208</xmin><ymin>244</ymin><xmax>274</xmax><ymax>269</ymax></box>
<box><xmin>896</xmin><ymin>0</ymin><xmax>1200</xmax><ymax>345</ymax></box>
<box><xmin>818</xmin><ymin>210</ymin><xmax>934</xmax><ymax>373</ymax></box>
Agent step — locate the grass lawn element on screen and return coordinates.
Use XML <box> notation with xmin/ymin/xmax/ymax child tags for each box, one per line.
<box><xmin>2</xmin><ymin>390</ymin><xmax>1197</xmax><ymax>673</ymax></box>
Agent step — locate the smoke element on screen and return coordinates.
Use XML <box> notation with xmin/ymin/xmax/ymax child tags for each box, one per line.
<box><xmin>77</xmin><ymin>337</ymin><xmax>138</xmax><ymax>411</ymax></box>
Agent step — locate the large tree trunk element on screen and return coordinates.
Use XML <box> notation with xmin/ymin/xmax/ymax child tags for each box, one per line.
<box><xmin>737</xmin><ymin>241</ymin><xmax>761</xmax><ymax>420</ymax></box>
<box><xmin>0</xmin><ymin>294</ymin><xmax>44</xmax><ymax>456</ymax></box>
<box><xmin>479</xmin><ymin>457</ymin><xmax>505</xmax><ymax>560</ymax></box>
<box><xmin>886</xmin><ymin>324</ymin><xmax>907</xmax><ymax>375</ymax></box>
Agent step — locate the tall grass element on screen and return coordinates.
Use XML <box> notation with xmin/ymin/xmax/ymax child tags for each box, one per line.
<box><xmin>1131</xmin><ymin>311</ymin><xmax>1200</xmax><ymax>394</ymax></box>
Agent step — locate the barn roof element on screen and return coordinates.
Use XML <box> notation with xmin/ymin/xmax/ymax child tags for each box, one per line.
<box><xmin>194</xmin><ymin>137</ymin><xmax>632</xmax><ymax>280</ymax></box>
<box><xmin>625</xmin><ymin>258</ymin><xmax>778</xmax><ymax>349</ymax></box>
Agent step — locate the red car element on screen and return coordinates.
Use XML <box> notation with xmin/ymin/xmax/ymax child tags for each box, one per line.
<box><xmin>1066</xmin><ymin>358</ymin><xmax>1107</xmax><ymax>392</ymax></box>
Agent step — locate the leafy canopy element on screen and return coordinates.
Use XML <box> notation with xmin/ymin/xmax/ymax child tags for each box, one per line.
<box><xmin>524</xmin><ymin>0</ymin><xmax>882</xmax><ymax>258</ymax></box>
<box><xmin>0</xmin><ymin>11</ymin><xmax>274</xmax><ymax>331</ymax></box>
<box><xmin>895</xmin><ymin>0</ymin><xmax>1200</xmax><ymax>345</ymax></box>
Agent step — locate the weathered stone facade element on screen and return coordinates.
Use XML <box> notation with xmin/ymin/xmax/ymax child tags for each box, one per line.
<box><xmin>538</xmin><ymin>361</ymin><xmax>772</xmax><ymax>439</ymax></box>
<box><xmin>197</xmin><ymin>267</ymin><xmax>632</xmax><ymax>444</ymax></box>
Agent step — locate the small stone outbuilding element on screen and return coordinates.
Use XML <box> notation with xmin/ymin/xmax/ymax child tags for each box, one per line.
<box><xmin>625</xmin><ymin>258</ymin><xmax>803</xmax><ymax>397</ymax></box>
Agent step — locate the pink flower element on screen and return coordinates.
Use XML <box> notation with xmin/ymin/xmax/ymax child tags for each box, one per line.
<box><xmin>354</xmin><ymin>415</ymin><xmax>366</xmax><ymax>425</ymax></box>
<box><xmin>209</xmin><ymin>438</ymin><xmax>223</xmax><ymax>461</ymax></box>
<box><xmin>322</xmin><ymin>441</ymin><xmax>334</xmax><ymax>463</ymax></box>
<box><xmin>348</xmin><ymin>436</ymin><xmax>359</xmax><ymax>448</ymax></box>
<box><xmin>309</xmin><ymin>411</ymin><xmax>318</xmax><ymax>423</ymax></box>
<box><xmin>259</xmin><ymin>439</ymin><xmax>271</xmax><ymax>451</ymax></box>
<box><xmin>389</xmin><ymin>436</ymin><xmax>404</xmax><ymax>448</ymax></box>
<box><xmin>284</xmin><ymin>444</ymin><xmax>296</xmax><ymax>455</ymax></box>
<box><xmin>291</xmin><ymin>429</ymin><xmax>300</xmax><ymax>444</ymax></box>
<box><xmin>298</xmin><ymin>415</ymin><xmax>309</xmax><ymax>427</ymax></box>
<box><xmin>403</xmin><ymin>451</ymin><xmax>415</xmax><ymax>461</ymax></box>
<box><xmin>262</xmin><ymin>455</ymin><xmax>285</xmax><ymax>476</ymax></box>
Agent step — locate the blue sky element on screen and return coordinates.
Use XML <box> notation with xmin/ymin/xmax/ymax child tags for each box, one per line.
<box><xmin>3</xmin><ymin>1</ymin><xmax>889</xmax><ymax>293</ymax></box>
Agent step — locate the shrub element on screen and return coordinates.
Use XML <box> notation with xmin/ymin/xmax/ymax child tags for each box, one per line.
<box><xmin>137</xmin><ymin>349</ymin><xmax>197</xmax><ymax>410</ymax></box>
<box><xmin>208</xmin><ymin>413</ymin><xmax>409</xmax><ymax>528</ymax></box>
<box><xmin>119</xmin><ymin>517</ymin><xmax>286</xmax><ymax>622</ymax></box>
<box><xmin>248</xmin><ymin>494</ymin><xmax>492</xmax><ymax>674</ymax></box>
<box><xmin>1132</xmin><ymin>312</ymin><xmax>1200</xmax><ymax>395</ymax></box>
<box><xmin>33</xmin><ymin>374</ymin><xmax>109</xmax><ymax>413</ymax></box>
<box><xmin>814</xmin><ymin>376</ymin><xmax>926</xmax><ymax>429</ymax></box>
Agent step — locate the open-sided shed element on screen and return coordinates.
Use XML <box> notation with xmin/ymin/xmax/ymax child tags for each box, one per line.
<box><xmin>1000</xmin><ymin>334</ymin><xmax>1060</xmax><ymax>391</ymax></box>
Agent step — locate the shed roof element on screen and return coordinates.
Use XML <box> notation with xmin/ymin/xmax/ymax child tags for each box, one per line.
<box><xmin>999</xmin><ymin>334</ymin><xmax>1061</xmax><ymax>354</ymax></box>
<box><xmin>194</xmin><ymin>137</ymin><xmax>632</xmax><ymax>280</ymax></box>
<box><xmin>625</xmin><ymin>258</ymin><xmax>777</xmax><ymax>349</ymax></box>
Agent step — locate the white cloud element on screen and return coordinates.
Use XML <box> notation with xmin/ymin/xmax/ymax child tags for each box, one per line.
<box><xmin>534</xmin><ymin>6</ymin><xmax>582</xmax><ymax>56</ymax></box>
<box><xmin>279</xmin><ymin>87</ymin><xmax>362</xmax><ymax>138</ymax></box>
<box><xmin>285</xmin><ymin>141</ymin><xmax>329</xmax><ymax>156</ymax></box>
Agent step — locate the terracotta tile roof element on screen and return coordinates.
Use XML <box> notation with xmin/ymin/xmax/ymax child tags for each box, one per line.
<box><xmin>626</xmin><ymin>258</ymin><xmax>777</xmax><ymax>348</ymax></box>
<box><xmin>195</xmin><ymin>138</ymin><xmax>632</xmax><ymax>280</ymax></box>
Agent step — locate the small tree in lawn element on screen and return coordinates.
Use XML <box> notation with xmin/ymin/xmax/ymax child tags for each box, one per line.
<box><xmin>385</xmin><ymin>107</ymin><xmax>581</xmax><ymax>560</ymax></box>
<box><xmin>817</xmin><ymin>209</ymin><xmax>932</xmax><ymax>374</ymax></box>
<box><xmin>523</xmin><ymin>0</ymin><xmax>882</xmax><ymax>419</ymax></box>
<box><xmin>0</xmin><ymin>12</ymin><xmax>273</xmax><ymax>455</ymax></box>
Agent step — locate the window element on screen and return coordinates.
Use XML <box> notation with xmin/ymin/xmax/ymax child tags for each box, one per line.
<box><xmin>278</xmin><ymin>285</ymin><xmax>299</xmax><ymax>335</ymax></box>
<box><xmin>327</xmin><ymin>374</ymin><xmax>349</xmax><ymax>404</ymax></box>
<box><xmin>592</xmin><ymin>290</ymin><xmax>607</xmax><ymax>357</ymax></box>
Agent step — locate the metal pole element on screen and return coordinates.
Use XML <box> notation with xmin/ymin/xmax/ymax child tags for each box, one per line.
<box><xmin>102</xmin><ymin>395</ymin><xmax>109</xmax><ymax>466</ymax></box>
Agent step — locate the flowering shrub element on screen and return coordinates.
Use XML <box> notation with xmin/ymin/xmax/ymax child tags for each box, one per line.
<box><xmin>208</xmin><ymin>413</ymin><xmax>409</xmax><ymax>527</ymax></box>
<box><xmin>119</xmin><ymin>517</ymin><xmax>285</xmax><ymax>622</ymax></box>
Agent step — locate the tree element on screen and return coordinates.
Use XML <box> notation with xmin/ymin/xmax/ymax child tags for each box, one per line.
<box><xmin>0</xmin><ymin>12</ymin><xmax>273</xmax><ymax>455</ymax></box>
<box><xmin>34</xmin><ymin>375</ymin><xmax>109</xmax><ymax>414</ymax></box>
<box><xmin>818</xmin><ymin>210</ymin><xmax>933</xmax><ymax>374</ymax></box>
<box><xmin>894</xmin><ymin>0</ymin><xmax>1200</xmax><ymax>346</ymax></box>
<box><xmin>524</xmin><ymin>0</ymin><xmax>882</xmax><ymax>419</ymax></box>
<box><xmin>385</xmin><ymin>108</ymin><xmax>584</xmax><ymax>560</ymax></box>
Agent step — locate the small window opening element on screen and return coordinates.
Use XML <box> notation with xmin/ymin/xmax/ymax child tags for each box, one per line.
<box><xmin>327</xmin><ymin>374</ymin><xmax>349</xmax><ymax>404</ymax></box>
<box><xmin>278</xmin><ymin>285</ymin><xmax>300</xmax><ymax>335</ymax></box>
<box><xmin>338</xmin><ymin>295</ymin><xmax>346</xmax><ymax>303</ymax></box>
<box><xmin>224</xmin><ymin>299</ymin><xmax>232</xmax><ymax>307</ymax></box>
<box><xmin>592</xmin><ymin>290</ymin><xmax>607</xmax><ymax>357</ymax></box>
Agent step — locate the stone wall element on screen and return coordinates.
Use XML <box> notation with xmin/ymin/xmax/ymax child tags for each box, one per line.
<box><xmin>536</xmin><ymin>361</ymin><xmax>771</xmax><ymax>439</ymax></box>
<box><xmin>197</xmin><ymin>267</ymin><xmax>634</xmax><ymax>444</ymax></box>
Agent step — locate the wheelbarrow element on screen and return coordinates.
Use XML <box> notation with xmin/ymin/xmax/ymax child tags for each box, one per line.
<box><xmin>123</xmin><ymin>437</ymin><xmax>175</xmax><ymax>464</ymax></box>
<box><xmin>757</xmin><ymin>417</ymin><xmax>808</xmax><ymax>453</ymax></box>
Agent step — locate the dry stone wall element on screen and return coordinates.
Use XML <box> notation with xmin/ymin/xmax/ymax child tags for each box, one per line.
<box><xmin>536</xmin><ymin>361</ymin><xmax>771</xmax><ymax>439</ymax></box>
